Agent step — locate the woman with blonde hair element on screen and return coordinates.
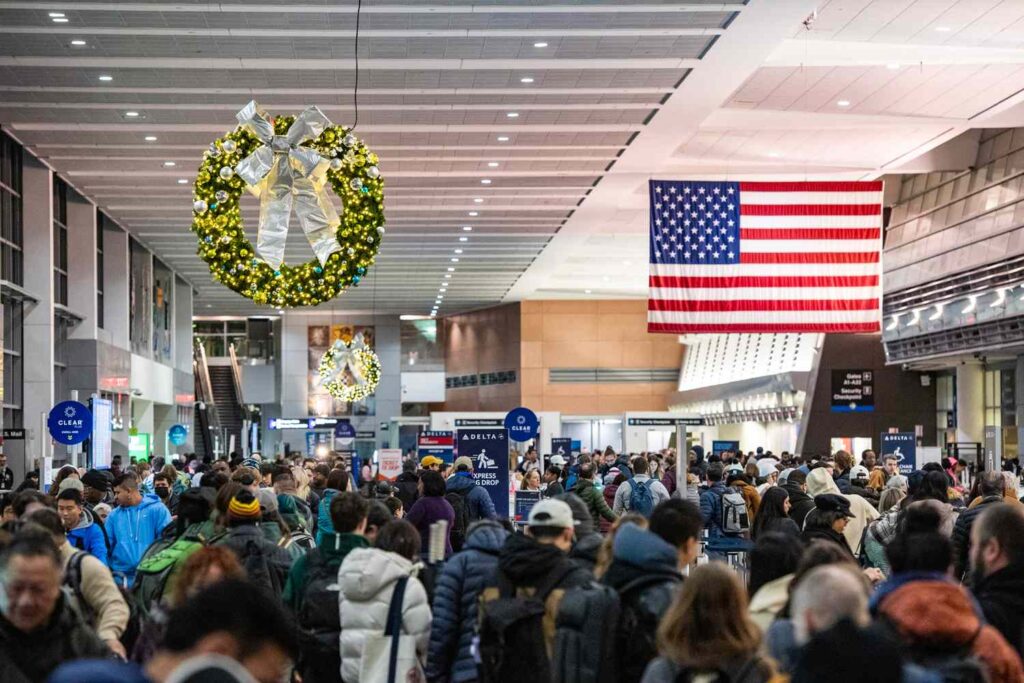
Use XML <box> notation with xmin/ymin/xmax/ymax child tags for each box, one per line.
<box><xmin>594</xmin><ymin>512</ymin><xmax>648</xmax><ymax>579</ymax></box>
<box><xmin>642</xmin><ymin>564</ymin><xmax>776</xmax><ymax>682</ymax></box>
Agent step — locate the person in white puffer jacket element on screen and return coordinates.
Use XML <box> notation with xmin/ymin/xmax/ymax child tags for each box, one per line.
<box><xmin>338</xmin><ymin>520</ymin><xmax>433</xmax><ymax>683</ymax></box>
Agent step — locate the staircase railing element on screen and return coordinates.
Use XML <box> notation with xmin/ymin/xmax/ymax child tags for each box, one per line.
<box><xmin>193</xmin><ymin>339</ymin><xmax>222</xmax><ymax>457</ymax></box>
<box><xmin>228</xmin><ymin>342</ymin><xmax>254</xmax><ymax>456</ymax></box>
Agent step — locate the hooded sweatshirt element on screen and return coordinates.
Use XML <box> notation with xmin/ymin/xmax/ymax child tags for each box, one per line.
<box><xmin>445</xmin><ymin>471</ymin><xmax>497</xmax><ymax>521</ymax></box>
<box><xmin>806</xmin><ymin>468</ymin><xmax>878</xmax><ymax>555</ymax></box>
<box><xmin>875</xmin><ymin>578</ymin><xmax>1024</xmax><ymax>683</ymax></box>
<box><xmin>105</xmin><ymin>493</ymin><xmax>173</xmax><ymax>580</ymax></box>
<box><xmin>66</xmin><ymin>506</ymin><xmax>108</xmax><ymax>565</ymax></box>
<box><xmin>338</xmin><ymin>548</ymin><xmax>432</xmax><ymax>683</ymax></box>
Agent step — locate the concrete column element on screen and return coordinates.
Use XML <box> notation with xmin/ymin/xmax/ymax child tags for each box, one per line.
<box><xmin>956</xmin><ymin>363</ymin><xmax>985</xmax><ymax>445</ymax></box>
<box><xmin>20</xmin><ymin>156</ymin><xmax>54</xmax><ymax>470</ymax></box>
<box><xmin>66</xmin><ymin>194</ymin><xmax>97</xmax><ymax>339</ymax></box>
<box><xmin>103</xmin><ymin>224</ymin><xmax>130</xmax><ymax>351</ymax></box>
<box><xmin>174</xmin><ymin>276</ymin><xmax>193</xmax><ymax>373</ymax></box>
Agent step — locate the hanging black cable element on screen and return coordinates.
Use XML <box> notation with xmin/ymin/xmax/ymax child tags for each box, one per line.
<box><xmin>351</xmin><ymin>0</ymin><xmax>363</xmax><ymax>131</ymax></box>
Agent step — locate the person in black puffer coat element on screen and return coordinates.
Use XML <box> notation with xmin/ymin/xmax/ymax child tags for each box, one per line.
<box><xmin>394</xmin><ymin>460</ymin><xmax>420</xmax><ymax>512</ymax></box>
<box><xmin>952</xmin><ymin>470</ymin><xmax>1005</xmax><ymax>580</ymax></box>
<box><xmin>426</xmin><ymin>520</ymin><xmax>510</xmax><ymax>683</ymax></box>
<box><xmin>782</xmin><ymin>470</ymin><xmax>815</xmax><ymax>529</ymax></box>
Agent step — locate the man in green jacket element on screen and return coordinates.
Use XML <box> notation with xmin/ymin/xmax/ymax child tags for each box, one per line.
<box><xmin>572</xmin><ymin>462</ymin><xmax>618</xmax><ymax>526</ymax></box>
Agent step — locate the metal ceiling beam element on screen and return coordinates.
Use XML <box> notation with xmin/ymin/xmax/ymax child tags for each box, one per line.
<box><xmin>0</xmin><ymin>101</ymin><xmax>660</xmax><ymax>113</ymax></box>
<box><xmin>0</xmin><ymin>86</ymin><xmax>674</xmax><ymax>96</ymax></box>
<box><xmin>11</xmin><ymin>122</ymin><xmax>642</xmax><ymax>133</ymax></box>
<box><xmin>1</xmin><ymin>26</ymin><xmax>725</xmax><ymax>38</ymax></box>
<box><xmin>0</xmin><ymin>2</ymin><xmax>745</xmax><ymax>14</ymax></box>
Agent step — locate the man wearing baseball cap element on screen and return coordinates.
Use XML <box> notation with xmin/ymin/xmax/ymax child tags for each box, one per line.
<box><xmin>445</xmin><ymin>455</ymin><xmax>496</xmax><ymax>521</ymax></box>
<box><xmin>420</xmin><ymin>455</ymin><xmax>444</xmax><ymax>472</ymax></box>
<box><xmin>479</xmin><ymin>499</ymin><xmax>592</xmax><ymax>659</ymax></box>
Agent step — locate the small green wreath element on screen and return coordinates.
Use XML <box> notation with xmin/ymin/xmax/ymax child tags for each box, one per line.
<box><xmin>190</xmin><ymin>101</ymin><xmax>385</xmax><ymax>307</ymax></box>
<box><xmin>319</xmin><ymin>341</ymin><xmax>381</xmax><ymax>402</ymax></box>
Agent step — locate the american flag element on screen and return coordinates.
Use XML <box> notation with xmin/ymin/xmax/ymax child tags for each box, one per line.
<box><xmin>648</xmin><ymin>179</ymin><xmax>883</xmax><ymax>334</ymax></box>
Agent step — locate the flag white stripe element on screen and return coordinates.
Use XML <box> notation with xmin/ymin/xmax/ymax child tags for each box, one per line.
<box><xmin>649</xmin><ymin>287</ymin><xmax>879</xmax><ymax>301</ymax></box>
<box><xmin>739</xmin><ymin>191</ymin><xmax>882</xmax><ymax>205</ymax></box>
<box><xmin>650</xmin><ymin>263</ymin><xmax>880</xmax><ymax>277</ymax></box>
<box><xmin>648</xmin><ymin>310</ymin><xmax>880</xmax><ymax>324</ymax></box>
<box><xmin>738</xmin><ymin>215</ymin><xmax>880</xmax><ymax>228</ymax></box>
<box><xmin>738</xmin><ymin>239</ymin><xmax>879</xmax><ymax>253</ymax></box>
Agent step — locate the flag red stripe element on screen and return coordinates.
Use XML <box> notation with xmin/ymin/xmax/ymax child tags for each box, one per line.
<box><xmin>739</xmin><ymin>228</ymin><xmax>880</xmax><ymax>240</ymax></box>
<box><xmin>738</xmin><ymin>181</ymin><xmax>883</xmax><ymax>192</ymax></box>
<box><xmin>647</xmin><ymin>322</ymin><xmax>880</xmax><ymax>333</ymax></box>
<box><xmin>649</xmin><ymin>275</ymin><xmax>879</xmax><ymax>288</ymax></box>
<box><xmin>739</xmin><ymin>252</ymin><xmax>879</xmax><ymax>264</ymax></box>
<box><xmin>740</xmin><ymin>204</ymin><xmax>881</xmax><ymax>216</ymax></box>
<box><xmin>648</xmin><ymin>298</ymin><xmax>879</xmax><ymax>312</ymax></box>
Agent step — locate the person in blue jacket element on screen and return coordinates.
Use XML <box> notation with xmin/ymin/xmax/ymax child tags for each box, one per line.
<box><xmin>445</xmin><ymin>456</ymin><xmax>497</xmax><ymax>521</ymax></box>
<box><xmin>426</xmin><ymin>519</ymin><xmax>510</xmax><ymax>683</ymax></box>
<box><xmin>56</xmin><ymin>488</ymin><xmax>108</xmax><ymax>564</ymax></box>
<box><xmin>106</xmin><ymin>472</ymin><xmax>172</xmax><ymax>584</ymax></box>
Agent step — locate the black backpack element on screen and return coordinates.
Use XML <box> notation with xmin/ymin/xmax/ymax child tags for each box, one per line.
<box><xmin>478</xmin><ymin>565</ymin><xmax>572</xmax><ymax>683</ymax></box>
<box><xmin>295</xmin><ymin>550</ymin><xmax>344</xmax><ymax>683</ymax></box>
<box><xmin>553</xmin><ymin>581</ymin><xmax>620</xmax><ymax>683</ymax></box>
<box><xmin>445</xmin><ymin>489</ymin><xmax>471</xmax><ymax>552</ymax></box>
<box><xmin>218</xmin><ymin>535</ymin><xmax>287</xmax><ymax>597</ymax></box>
<box><xmin>616</xmin><ymin>575</ymin><xmax>681</xmax><ymax>682</ymax></box>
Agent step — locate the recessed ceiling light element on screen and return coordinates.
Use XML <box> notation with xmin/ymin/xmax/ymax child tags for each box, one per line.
<box><xmin>837</xmin><ymin>99</ymin><xmax>851</xmax><ymax>107</ymax></box>
<box><xmin>462</xmin><ymin>226</ymin><xmax>473</xmax><ymax>231</ymax></box>
<box><xmin>445</xmin><ymin>273</ymin><xmax>452</xmax><ymax>278</ymax></box>
<box><xmin>473</xmin><ymin>198</ymin><xmax>483</xmax><ymax>203</ymax></box>
<box><xmin>935</xmin><ymin>26</ymin><xmax>951</xmax><ymax>32</ymax></box>
<box><xmin>623</xmin><ymin>260</ymin><xmax>632</xmax><ymax>266</ymax></box>
<box><xmin>602</xmin><ymin>276</ymin><xmax>610</xmax><ymax>282</ymax></box>
<box><xmin>52</xmin><ymin>17</ymin><xmax>68</xmax><ymax>22</ymax></box>
<box><xmin>506</xmin><ymin>112</ymin><xmax>519</xmax><ymax>118</ymax></box>
<box><xmin>468</xmin><ymin>211</ymin><xmax>478</xmax><ymax>216</ymax></box>
<box><xmin>125</xmin><ymin>111</ymin><xmax>140</xmax><ymax>117</ymax></box>
<box><xmin>480</xmin><ymin>179</ymin><xmax>491</xmax><ymax>185</ymax></box>
<box><xmin>70</xmin><ymin>39</ymin><xmax>86</xmax><ymax>46</ymax></box>
<box><xmin>447</xmin><ymin>267</ymin><xmax>455</xmax><ymax>272</ymax></box>
<box><xmin>585</xmin><ymin>289</ymin><xmax>592</xmax><ymax>294</ymax></box>
<box><xmin>98</xmin><ymin>75</ymin><xmax>113</xmax><ymax>81</ymax></box>
<box><xmin>177</xmin><ymin>178</ymin><xmax>188</xmax><ymax>184</ymax></box>
<box><xmin>497</xmin><ymin>136</ymin><xmax>510</xmax><ymax>142</ymax></box>
<box><xmin>451</xmin><ymin>258</ymin><xmax>459</xmax><ymax>263</ymax></box>
<box><xmin>48</xmin><ymin>12</ymin><xmax>65</xmax><ymax>17</ymax></box>
<box><xmin>886</xmin><ymin>62</ymin><xmax>901</xmax><ymax>70</ymax></box>
<box><xmin>144</xmin><ymin>135</ymin><xmax>157</xmax><ymax>142</ymax></box>
<box><xmin>163</xmin><ymin>161</ymin><xmax>176</xmax><ymax>167</ymax></box>
<box><xmin>459</xmin><ymin>236</ymin><xmax>468</xmax><ymax>242</ymax></box>
<box><xmin>487</xmin><ymin>162</ymin><xmax>499</xmax><ymax>167</ymax></box>
<box><xmin>454</xmin><ymin>249</ymin><xmax>463</xmax><ymax>254</ymax></box>
<box><xmin>520</xmin><ymin>77</ymin><xmax>534</xmax><ymax>83</ymax></box>
<box><xmin>534</xmin><ymin>42</ymin><xmax>548</xmax><ymax>48</ymax></box>
<box><xmin>767</xmin><ymin>152</ymin><xmax>781</xmax><ymax>158</ymax></box>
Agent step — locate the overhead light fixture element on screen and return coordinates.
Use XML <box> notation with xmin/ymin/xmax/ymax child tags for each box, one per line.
<box><xmin>497</xmin><ymin>136</ymin><xmax>510</xmax><ymax>142</ymax></box>
<box><xmin>935</xmin><ymin>26</ymin><xmax>951</xmax><ymax>32</ymax></box>
<box><xmin>487</xmin><ymin>162</ymin><xmax>499</xmax><ymax>167</ymax></box>
<box><xmin>459</xmin><ymin>236</ymin><xmax>468</xmax><ymax>242</ymax></box>
<box><xmin>480</xmin><ymin>179</ymin><xmax>491</xmax><ymax>185</ymax></box>
<box><xmin>163</xmin><ymin>161</ymin><xmax>176</xmax><ymax>167</ymax></box>
<box><xmin>602</xmin><ymin>276</ymin><xmax>610</xmax><ymax>282</ymax></box>
<box><xmin>144</xmin><ymin>135</ymin><xmax>157</xmax><ymax>142</ymax></box>
<box><xmin>451</xmin><ymin>258</ymin><xmax>459</xmax><ymax>262</ymax></box>
<box><xmin>908</xmin><ymin>309</ymin><xmax>921</xmax><ymax>326</ymax></box>
<box><xmin>468</xmin><ymin>211</ymin><xmax>478</xmax><ymax>216</ymax></box>
<box><xmin>70</xmin><ymin>39</ymin><xmax>86</xmax><ymax>46</ymax></box>
<box><xmin>474</xmin><ymin>198</ymin><xmax>483</xmax><ymax>203</ymax></box>
<box><xmin>584</xmin><ymin>289</ymin><xmax>592</xmax><ymax>294</ymax></box>
<box><xmin>462</xmin><ymin>226</ymin><xmax>473</xmax><ymax>231</ymax></box>
<box><xmin>444</xmin><ymin>273</ymin><xmax>452</xmax><ymax>278</ymax></box>
<box><xmin>837</xmin><ymin>99</ymin><xmax>851</xmax><ymax>107</ymax></box>
<box><xmin>885</xmin><ymin>313</ymin><xmax>901</xmax><ymax>331</ymax></box>
<box><xmin>98</xmin><ymin>75</ymin><xmax>113</xmax><ymax>81</ymax></box>
<box><xmin>454</xmin><ymin>249</ymin><xmax>463</xmax><ymax>254</ymax></box>
<box><xmin>990</xmin><ymin>288</ymin><xmax>1008</xmax><ymax>308</ymax></box>
<box><xmin>48</xmin><ymin>12</ymin><xmax>65</xmax><ymax>17</ymax></box>
<box><xmin>886</xmin><ymin>62</ymin><xmax>900</xmax><ymax>70</ymax></box>
<box><xmin>767</xmin><ymin>152</ymin><xmax>781</xmax><ymax>158</ymax></box>
<box><xmin>962</xmin><ymin>294</ymin><xmax>978</xmax><ymax>314</ymax></box>
<box><xmin>125</xmin><ymin>111</ymin><xmax>140</xmax><ymax>117</ymax></box>
<box><xmin>52</xmin><ymin>16</ymin><xmax>68</xmax><ymax>22</ymax></box>
<box><xmin>928</xmin><ymin>303</ymin><xmax>944</xmax><ymax>321</ymax></box>
<box><xmin>447</xmin><ymin>267</ymin><xmax>455</xmax><ymax>272</ymax></box>
<box><xmin>177</xmin><ymin>178</ymin><xmax>188</xmax><ymax>184</ymax></box>
<box><xmin>506</xmin><ymin>112</ymin><xmax>519</xmax><ymax>118</ymax></box>
<box><xmin>533</xmin><ymin>42</ymin><xmax>548</xmax><ymax>48</ymax></box>
<box><xmin>520</xmin><ymin>77</ymin><xmax>534</xmax><ymax>83</ymax></box>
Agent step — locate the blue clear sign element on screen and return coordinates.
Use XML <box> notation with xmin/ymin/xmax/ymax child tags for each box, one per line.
<box><xmin>504</xmin><ymin>406</ymin><xmax>539</xmax><ymax>442</ymax></box>
<box><xmin>458</xmin><ymin>428</ymin><xmax>510</xmax><ymax>518</ymax></box>
<box><xmin>48</xmin><ymin>400</ymin><xmax>92</xmax><ymax>446</ymax></box>
<box><xmin>334</xmin><ymin>420</ymin><xmax>356</xmax><ymax>439</ymax></box>
<box><xmin>168</xmin><ymin>424</ymin><xmax>188</xmax><ymax>446</ymax></box>
<box><xmin>880</xmin><ymin>432</ymin><xmax>917</xmax><ymax>475</ymax></box>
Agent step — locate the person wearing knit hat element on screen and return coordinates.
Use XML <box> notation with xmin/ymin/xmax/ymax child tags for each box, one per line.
<box><xmin>58</xmin><ymin>477</ymin><xmax>85</xmax><ymax>494</ymax></box>
<box><xmin>213</xmin><ymin>490</ymin><xmax>293</xmax><ymax>596</ymax></box>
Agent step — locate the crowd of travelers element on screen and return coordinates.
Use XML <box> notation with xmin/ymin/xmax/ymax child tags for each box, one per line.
<box><xmin>1</xmin><ymin>444</ymin><xmax>1023</xmax><ymax>682</ymax></box>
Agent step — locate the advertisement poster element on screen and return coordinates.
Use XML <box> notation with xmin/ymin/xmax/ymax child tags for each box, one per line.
<box><xmin>880</xmin><ymin>432</ymin><xmax>917</xmax><ymax>475</ymax></box>
<box><xmin>831</xmin><ymin>370</ymin><xmax>874</xmax><ymax>412</ymax></box>
<box><xmin>418</xmin><ymin>430</ymin><xmax>455</xmax><ymax>464</ymax></box>
<box><xmin>457</xmin><ymin>428</ymin><xmax>510</xmax><ymax>518</ymax></box>
<box><xmin>89</xmin><ymin>395</ymin><xmax>113</xmax><ymax>469</ymax></box>
<box><xmin>307</xmin><ymin>324</ymin><xmax>376</xmax><ymax>417</ymax></box>
<box><xmin>378</xmin><ymin>448</ymin><xmax>403</xmax><ymax>481</ymax></box>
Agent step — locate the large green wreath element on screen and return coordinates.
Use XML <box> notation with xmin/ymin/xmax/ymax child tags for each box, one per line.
<box><xmin>319</xmin><ymin>341</ymin><xmax>382</xmax><ymax>402</ymax></box>
<box><xmin>190</xmin><ymin>110</ymin><xmax>384</xmax><ymax>307</ymax></box>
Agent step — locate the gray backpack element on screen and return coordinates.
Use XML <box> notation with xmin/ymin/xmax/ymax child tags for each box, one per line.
<box><xmin>720</xmin><ymin>489</ymin><xmax>749</xmax><ymax>536</ymax></box>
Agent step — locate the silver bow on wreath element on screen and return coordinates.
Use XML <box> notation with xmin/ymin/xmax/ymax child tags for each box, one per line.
<box><xmin>324</xmin><ymin>333</ymin><xmax>368</xmax><ymax>386</ymax></box>
<box><xmin>234</xmin><ymin>100</ymin><xmax>341</xmax><ymax>270</ymax></box>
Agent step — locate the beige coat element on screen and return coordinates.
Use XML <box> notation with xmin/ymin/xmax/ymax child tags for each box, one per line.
<box><xmin>59</xmin><ymin>541</ymin><xmax>129</xmax><ymax>642</ymax></box>
<box><xmin>748</xmin><ymin>574</ymin><xmax>793</xmax><ymax>634</ymax></box>
<box><xmin>806</xmin><ymin>468</ymin><xmax>879</xmax><ymax>556</ymax></box>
